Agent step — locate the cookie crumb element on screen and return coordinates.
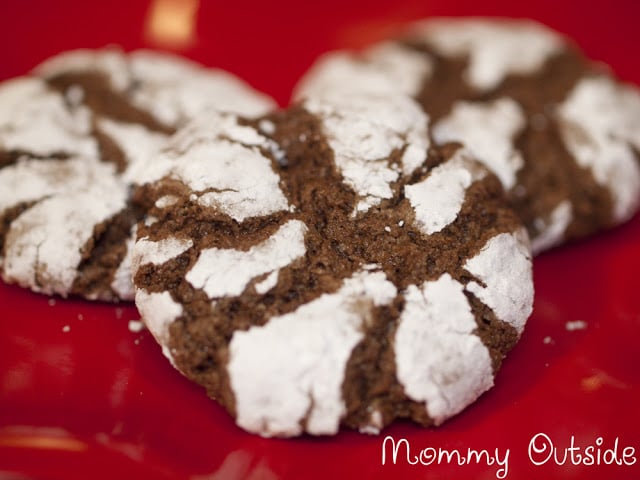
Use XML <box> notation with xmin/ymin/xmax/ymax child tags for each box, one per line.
<box><xmin>258</xmin><ymin>119</ymin><xmax>275</xmax><ymax>135</ymax></box>
<box><xmin>543</xmin><ymin>336</ymin><xmax>553</xmax><ymax>344</ymax></box>
<box><xmin>77</xmin><ymin>314</ymin><xmax>84</xmax><ymax>321</ymax></box>
<box><xmin>128</xmin><ymin>320</ymin><xmax>145</xmax><ymax>333</ymax></box>
<box><xmin>62</xmin><ymin>325</ymin><xmax>71</xmax><ymax>333</ymax></box>
<box><xmin>565</xmin><ymin>320</ymin><xmax>587</xmax><ymax>331</ymax></box>
<box><xmin>115</xmin><ymin>308</ymin><xmax>123</xmax><ymax>319</ymax></box>
<box><xmin>48</xmin><ymin>299</ymin><xmax>56</xmax><ymax>307</ymax></box>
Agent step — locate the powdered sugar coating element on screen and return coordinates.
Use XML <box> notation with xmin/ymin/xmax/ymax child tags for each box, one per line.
<box><xmin>557</xmin><ymin>76</ymin><xmax>640</xmax><ymax>222</ymax></box>
<box><xmin>411</xmin><ymin>18</ymin><xmax>563</xmax><ymax>91</ymax></box>
<box><xmin>0</xmin><ymin>157</ymin><xmax>116</xmax><ymax>215</ymax></box>
<box><xmin>186</xmin><ymin>220</ymin><xmax>307</xmax><ymax>298</ymax></box>
<box><xmin>0</xmin><ymin>77</ymin><xmax>95</xmax><ymax>158</ymax></box>
<box><xmin>294</xmin><ymin>42</ymin><xmax>432</xmax><ymax>100</ymax></box>
<box><xmin>133</xmin><ymin>236</ymin><xmax>194</xmax><ymax>269</ymax></box>
<box><xmin>3</xmin><ymin>187</ymin><xmax>127</xmax><ymax>297</ymax></box>
<box><xmin>304</xmin><ymin>93</ymin><xmax>429</xmax><ymax>213</ymax></box>
<box><xmin>228</xmin><ymin>269</ymin><xmax>397</xmax><ymax>437</ymax></box>
<box><xmin>432</xmin><ymin>98</ymin><xmax>526</xmax><ymax>190</ymax></box>
<box><xmin>137</xmin><ymin>113</ymin><xmax>289</xmax><ymax>222</ymax></box>
<box><xmin>464</xmin><ymin>230</ymin><xmax>533</xmax><ymax>333</ymax></box>
<box><xmin>395</xmin><ymin>274</ymin><xmax>494</xmax><ymax>424</ymax></box>
<box><xmin>405</xmin><ymin>148</ymin><xmax>486</xmax><ymax>234</ymax></box>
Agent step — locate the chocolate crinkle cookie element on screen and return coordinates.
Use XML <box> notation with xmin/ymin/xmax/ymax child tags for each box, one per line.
<box><xmin>131</xmin><ymin>91</ymin><xmax>534</xmax><ymax>437</ymax></box>
<box><xmin>0</xmin><ymin>47</ymin><xmax>274</xmax><ymax>301</ymax></box>
<box><xmin>295</xmin><ymin>18</ymin><xmax>640</xmax><ymax>253</ymax></box>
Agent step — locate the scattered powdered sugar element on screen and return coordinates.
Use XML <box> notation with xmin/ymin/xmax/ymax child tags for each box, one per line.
<box><xmin>186</xmin><ymin>220</ymin><xmax>307</xmax><ymax>299</ymax></box>
<box><xmin>395</xmin><ymin>274</ymin><xmax>494</xmax><ymax>424</ymax></box>
<box><xmin>463</xmin><ymin>229</ymin><xmax>533</xmax><ymax>334</ymax></box>
<box><xmin>565</xmin><ymin>320</ymin><xmax>587</xmax><ymax>331</ymax></box>
<box><xmin>432</xmin><ymin>98</ymin><xmax>526</xmax><ymax>190</ymax></box>
<box><xmin>405</xmin><ymin>148</ymin><xmax>486</xmax><ymax>235</ymax></box>
<box><xmin>557</xmin><ymin>76</ymin><xmax>640</xmax><ymax>222</ymax></box>
<box><xmin>304</xmin><ymin>92</ymin><xmax>429</xmax><ymax>213</ymax></box>
<box><xmin>412</xmin><ymin>18</ymin><xmax>563</xmax><ymax>92</ymax></box>
<box><xmin>228</xmin><ymin>268</ymin><xmax>397</xmax><ymax>437</ymax></box>
<box><xmin>128</xmin><ymin>320</ymin><xmax>145</xmax><ymax>333</ymax></box>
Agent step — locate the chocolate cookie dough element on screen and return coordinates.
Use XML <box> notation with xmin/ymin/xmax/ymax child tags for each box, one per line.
<box><xmin>132</xmin><ymin>92</ymin><xmax>534</xmax><ymax>437</ymax></box>
<box><xmin>295</xmin><ymin>18</ymin><xmax>640</xmax><ymax>253</ymax></box>
<box><xmin>0</xmin><ymin>48</ymin><xmax>274</xmax><ymax>300</ymax></box>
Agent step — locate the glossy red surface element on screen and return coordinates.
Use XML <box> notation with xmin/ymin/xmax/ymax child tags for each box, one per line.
<box><xmin>1</xmin><ymin>1</ymin><xmax>639</xmax><ymax>479</ymax></box>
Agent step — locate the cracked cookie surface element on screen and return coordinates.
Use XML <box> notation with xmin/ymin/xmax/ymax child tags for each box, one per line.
<box><xmin>295</xmin><ymin>18</ymin><xmax>640</xmax><ymax>253</ymax></box>
<box><xmin>132</xmin><ymin>92</ymin><xmax>534</xmax><ymax>437</ymax></box>
<box><xmin>0</xmin><ymin>48</ymin><xmax>274</xmax><ymax>300</ymax></box>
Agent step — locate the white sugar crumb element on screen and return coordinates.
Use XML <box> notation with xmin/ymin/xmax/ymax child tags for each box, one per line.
<box><xmin>543</xmin><ymin>336</ymin><xmax>553</xmax><ymax>345</ymax></box>
<box><xmin>258</xmin><ymin>119</ymin><xmax>276</xmax><ymax>135</ymax></box>
<box><xmin>384</xmin><ymin>226</ymin><xmax>391</xmax><ymax>233</ymax></box>
<box><xmin>62</xmin><ymin>325</ymin><xmax>70</xmax><ymax>333</ymax></box>
<box><xmin>565</xmin><ymin>320</ymin><xmax>587</xmax><ymax>331</ymax></box>
<box><xmin>398</xmin><ymin>220</ymin><xmax>405</xmax><ymax>227</ymax></box>
<box><xmin>128</xmin><ymin>320</ymin><xmax>145</xmax><ymax>333</ymax></box>
<box><xmin>48</xmin><ymin>298</ymin><xmax>56</xmax><ymax>307</ymax></box>
<box><xmin>77</xmin><ymin>314</ymin><xmax>84</xmax><ymax>321</ymax></box>
<box><xmin>154</xmin><ymin>195</ymin><xmax>179</xmax><ymax>209</ymax></box>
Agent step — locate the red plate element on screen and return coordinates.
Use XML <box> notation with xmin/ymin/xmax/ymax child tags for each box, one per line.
<box><xmin>1</xmin><ymin>1</ymin><xmax>639</xmax><ymax>479</ymax></box>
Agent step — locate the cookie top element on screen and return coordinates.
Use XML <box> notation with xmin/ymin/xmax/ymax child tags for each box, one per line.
<box><xmin>295</xmin><ymin>18</ymin><xmax>640</xmax><ymax>253</ymax></box>
<box><xmin>0</xmin><ymin>48</ymin><xmax>275</xmax><ymax>301</ymax></box>
<box><xmin>132</xmin><ymin>92</ymin><xmax>534</xmax><ymax>437</ymax></box>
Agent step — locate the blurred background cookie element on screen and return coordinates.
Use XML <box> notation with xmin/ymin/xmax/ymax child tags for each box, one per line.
<box><xmin>295</xmin><ymin>18</ymin><xmax>640</xmax><ymax>253</ymax></box>
<box><xmin>0</xmin><ymin>48</ymin><xmax>274</xmax><ymax>301</ymax></box>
